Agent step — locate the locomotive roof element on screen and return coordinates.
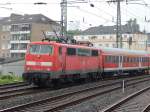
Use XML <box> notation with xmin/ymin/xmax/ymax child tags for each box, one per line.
<box><xmin>30</xmin><ymin>41</ymin><xmax>98</xmax><ymax>50</ymax></box>
<box><xmin>30</xmin><ymin>41</ymin><xmax>150</xmax><ymax>56</ymax></box>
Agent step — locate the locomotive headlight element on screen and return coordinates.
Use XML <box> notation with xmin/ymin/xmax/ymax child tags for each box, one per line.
<box><xmin>26</xmin><ymin>66</ymin><xmax>30</xmax><ymax>71</ymax></box>
<box><xmin>26</xmin><ymin>61</ymin><xmax>36</xmax><ymax>65</ymax></box>
<box><xmin>47</xmin><ymin>68</ymin><xmax>51</xmax><ymax>71</ymax></box>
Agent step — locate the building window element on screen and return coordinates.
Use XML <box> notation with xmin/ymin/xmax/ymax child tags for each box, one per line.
<box><xmin>110</xmin><ymin>36</ymin><xmax>113</xmax><ymax>39</ymax></box>
<box><xmin>12</xmin><ymin>34</ymin><xmax>20</xmax><ymax>40</ymax></box>
<box><xmin>2</xmin><ymin>25</ymin><xmax>11</xmax><ymax>31</ymax></box>
<box><xmin>20</xmin><ymin>34</ymin><xmax>30</xmax><ymax>40</ymax></box>
<box><xmin>81</xmin><ymin>37</ymin><xmax>84</xmax><ymax>40</ymax></box>
<box><xmin>20</xmin><ymin>43</ymin><xmax>27</xmax><ymax>50</ymax></box>
<box><xmin>11</xmin><ymin>24</ymin><xmax>20</xmax><ymax>31</ymax></box>
<box><xmin>21</xmin><ymin>53</ymin><xmax>25</xmax><ymax>57</ymax></box>
<box><xmin>105</xmin><ymin>44</ymin><xmax>109</xmax><ymax>47</ymax></box>
<box><xmin>99</xmin><ymin>44</ymin><xmax>102</xmax><ymax>46</ymax></box>
<box><xmin>11</xmin><ymin>44</ymin><xmax>18</xmax><ymax>50</ymax></box>
<box><xmin>7</xmin><ymin>53</ymin><xmax>9</xmax><ymax>57</ymax></box>
<box><xmin>2</xmin><ymin>53</ymin><xmax>5</xmax><ymax>57</ymax></box>
<box><xmin>124</xmin><ymin>35</ymin><xmax>127</xmax><ymax>38</ymax></box>
<box><xmin>21</xmin><ymin>24</ymin><xmax>31</xmax><ymax>31</ymax></box>
<box><xmin>2</xmin><ymin>36</ymin><xmax>5</xmax><ymax>39</ymax></box>
<box><xmin>112</xmin><ymin>44</ymin><xmax>116</xmax><ymax>48</ymax></box>
<box><xmin>103</xmin><ymin>36</ymin><xmax>105</xmax><ymax>39</ymax></box>
<box><xmin>91</xmin><ymin>36</ymin><xmax>97</xmax><ymax>40</ymax></box>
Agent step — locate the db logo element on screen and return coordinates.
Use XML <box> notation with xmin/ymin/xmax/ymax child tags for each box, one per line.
<box><xmin>36</xmin><ymin>62</ymin><xmax>41</xmax><ymax>65</ymax></box>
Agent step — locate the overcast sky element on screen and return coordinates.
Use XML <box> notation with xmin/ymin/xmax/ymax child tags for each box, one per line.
<box><xmin>0</xmin><ymin>0</ymin><xmax>149</xmax><ymax>32</ymax></box>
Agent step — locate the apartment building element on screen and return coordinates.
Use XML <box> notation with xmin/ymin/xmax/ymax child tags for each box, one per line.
<box><xmin>0</xmin><ymin>17</ymin><xmax>11</xmax><ymax>58</ymax></box>
<box><xmin>74</xmin><ymin>19</ymin><xmax>148</xmax><ymax>51</ymax></box>
<box><xmin>0</xmin><ymin>13</ymin><xmax>60</xmax><ymax>58</ymax></box>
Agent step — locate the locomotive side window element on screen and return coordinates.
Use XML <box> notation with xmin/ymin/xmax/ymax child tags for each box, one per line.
<box><xmin>91</xmin><ymin>50</ymin><xmax>98</xmax><ymax>56</ymax></box>
<box><xmin>77</xmin><ymin>48</ymin><xmax>91</xmax><ymax>56</ymax></box>
<box><xmin>67</xmin><ymin>48</ymin><xmax>76</xmax><ymax>55</ymax></box>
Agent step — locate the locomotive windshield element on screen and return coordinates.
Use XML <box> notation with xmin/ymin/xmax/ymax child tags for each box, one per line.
<box><xmin>29</xmin><ymin>44</ymin><xmax>53</xmax><ymax>54</ymax></box>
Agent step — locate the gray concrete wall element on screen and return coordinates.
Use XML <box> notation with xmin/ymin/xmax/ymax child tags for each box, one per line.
<box><xmin>0</xmin><ymin>60</ymin><xmax>24</xmax><ymax>76</ymax></box>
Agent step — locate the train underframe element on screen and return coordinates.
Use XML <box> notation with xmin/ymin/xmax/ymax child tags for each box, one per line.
<box><xmin>22</xmin><ymin>68</ymin><xmax>149</xmax><ymax>87</ymax></box>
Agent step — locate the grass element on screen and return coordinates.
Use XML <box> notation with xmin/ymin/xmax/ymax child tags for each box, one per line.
<box><xmin>0</xmin><ymin>74</ymin><xmax>23</xmax><ymax>85</ymax></box>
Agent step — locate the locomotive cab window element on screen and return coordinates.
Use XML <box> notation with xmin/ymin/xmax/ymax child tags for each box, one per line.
<box><xmin>67</xmin><ymin>48</ymin><xmax>76</xmax><ymax>55</ymax></box>
<box><xmin>29</xmin><ymin>44</ymin><xmax>53</xmax><ymax>55</ymax></box>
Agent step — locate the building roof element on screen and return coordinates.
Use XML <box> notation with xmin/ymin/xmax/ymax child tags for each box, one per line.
<box><xmin>81</xmin><ymin>19</ymin><xmax>140</xmax><ymax>35</ymax></box>
<box><xmin>0</xmin><ymin>13</ymin><xmax>60</xmax><ymax>26</ymax></box>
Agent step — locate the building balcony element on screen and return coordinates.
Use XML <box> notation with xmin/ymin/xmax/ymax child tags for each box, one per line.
<box><xmin>11</xmin><ymin>31</ymin><xmax>31</xmax><ymax>34</ymax></box>
<box><xmin>10</xmin><ymin>40</ymin><xmax>30</xmax><ymax>44</ymax></box>
<box><xmin>10</xmin><ymin>50</ymin><xmax>27</xmax><ymax>53</ymax></box>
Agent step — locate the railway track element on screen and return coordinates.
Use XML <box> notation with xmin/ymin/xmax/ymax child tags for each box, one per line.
<box><xmin>0</xmin><ymin>82</ymin><xmax>29</xmax><ymax>90</ymax></box>
<box><xmin>142</xmin><ymin>104</ymin><xmax>150</xmax><ymax>112</ymax></box>
<box><xmin>0</xmin><ymin>75</ymin><xmax>148</xmax><ymax>101</ymax></box>
<box><xmin>0</xmin><ymin>82</ymin><xmax>39</xmax><ymax>100</ymax></box>
<box><xmin>0</xmin><ymin>75</ymin><xmax>150</xmax><ymax>112</ymax></box>
<box><xmin>101</xmin><ymin>85</ymin><xmax>150</xmax><ymax>112</ymax></box>
<box><xmin>0</xmin><ymin>86</ymin><xmax>51</xmax><ymax>100</ymax></box>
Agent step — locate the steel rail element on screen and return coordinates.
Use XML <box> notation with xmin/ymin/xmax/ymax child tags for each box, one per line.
<box><xmin>0</xmin><ymin>75</ymin><xmax>150</xmax><ymax>112</ymax></box>
<box><xmin>0</xmin><ymin>82</ymin><xmax>29</xmax><ymax>90</ymax></box>
<box><xmin>101</xmin><ymin>86</ymin><xmax>150</xmax><ymax>112</ymax></box>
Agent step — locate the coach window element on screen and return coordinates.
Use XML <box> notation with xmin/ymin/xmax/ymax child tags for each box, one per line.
<box><xmin>112</xmin><ymin>56</ymin><xmax>115</xmax><ymax>63</ymax></box>
<box><xmin>130</xmin><ymin>58</ymin><xmax>132</xmax><ymax>63</ymax></box>
<box><xmin>113</xmin><ymin>56</ymin><xmax>116</xmax><ymax>63</ymax></box>
<box><xmin>127</xmin><ymin>57</ymin><xmax>129</xmax><ymax>63</ymax></box>
<box><xmin>105</xmin><ymin>56</ymin><xmax>109</xmax><ymax>63</ymax></box>
<box><xmin>77</xmin><ymin>48</ymin><xmax>91</xmax><ymax>56</ymax></box>
<box><xmin>105</xmin><ymin>56</ymin><xmax>107</xmax><ymax>62</ymax></box>
<box><xmin>136</xmin><ymin>57</ymin><xmax>138</xmax><ymax>62</ymax></box>
<box><xmin>123</xmin><ymin>56</ymin><xmax>126</xmax><ymax>62</ymax></box>
<box><xmin>67</xmin><ymin>48</ymin><xmax>76</xmax><ymax>55</ymax></box>
<box><xmin>137</xmin><ymin>57</ymin><xmax>139</xmax><ymax>62</ymax></box>
<box><xmin>134</xmin><ymin>58</ymin><xmax>136</xmax><ymax>63</ymax></box>
<box><xmin>91</xmin><ymin>50</ymin><xmax>98</xmax><ymax>56</ymax></box>
<box><xmin>106</xmin><ymin>56</ymin><xmax>109</xmax><ymax>63</ymax></box>
<box><xmin>109</xmin><ymin>56</ymin><xmax>111</xmax><ymax>63</ymax></box>
<box><xmin>110</xmin><ymin>56</ymin><xmax>113</xmax><ymax>63</ymax></box>
<box><xmin>142</xmin><ymin>57</ymin><xmax>144</xmax><ymax>62</ymax></box>
<box><xmin>110</xmin><ymin>56</ymin><xmax>112</xmax><ymax>63</ymax></box>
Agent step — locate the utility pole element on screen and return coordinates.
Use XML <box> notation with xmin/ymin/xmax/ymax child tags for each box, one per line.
<box><xmin>107</xmin><ymin>0</ymin><xmax>123</xmax><ymax>48</ymax></box>
<box><xmin>61</xmin><ymin>0</ymin><xmax>67</xmax><ymax>38</ymax></box>
<box><xmin>116</xmin><ymin>0</ymin><xmax>122</xmax><ymax>48</ymax></box>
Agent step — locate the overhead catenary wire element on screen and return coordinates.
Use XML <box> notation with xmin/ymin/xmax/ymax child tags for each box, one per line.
<box><xmin>76</xmin><ymin>6</ymin><xmax>114</xmax><ymax>23</ymax></box>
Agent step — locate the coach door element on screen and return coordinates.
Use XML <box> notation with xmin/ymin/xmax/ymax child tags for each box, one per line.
<box><xmin>119</xmin><ymin>55</ymin><xmax>123</xmax><ymax>70</ymax></box>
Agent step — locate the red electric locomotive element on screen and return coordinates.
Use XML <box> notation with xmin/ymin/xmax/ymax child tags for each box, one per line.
<box><xmin>23</xmin><ymin>41</ymin><xmax>150</xmax><ymax>87</ymax></box>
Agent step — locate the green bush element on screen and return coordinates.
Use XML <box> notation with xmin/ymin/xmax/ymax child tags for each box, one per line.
<box><xmin>0</xmin><ymin>75</ymin><xmax>13</xmax><ymax>80</ymax></box>
<box><xmin>0</xmin><ymin>74</ymin><xmax>23</xmax><ymax>84</ymax></box>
